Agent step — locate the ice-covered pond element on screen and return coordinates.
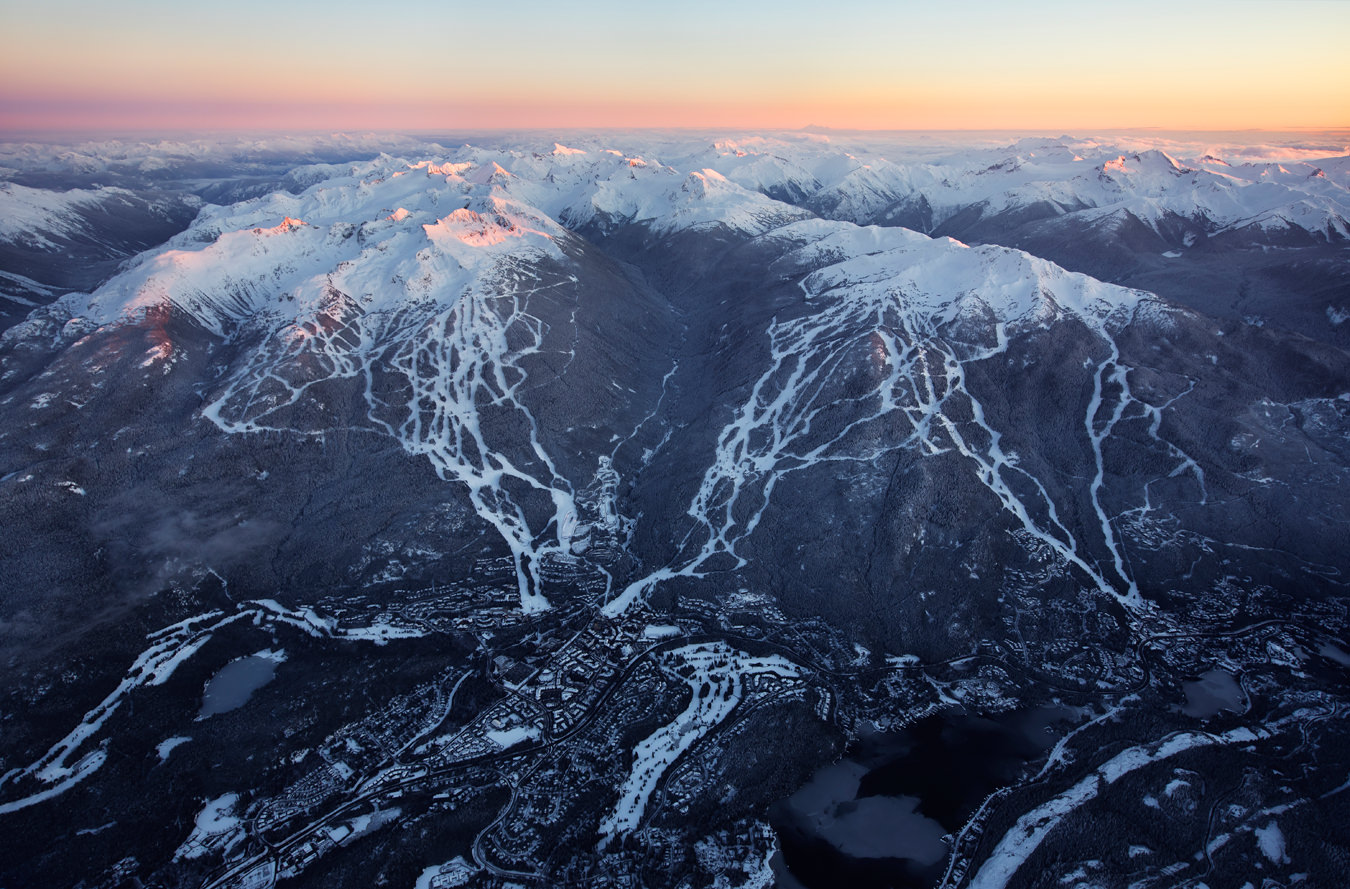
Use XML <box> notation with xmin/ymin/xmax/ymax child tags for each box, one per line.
<box><xmin>772</xmin><ymin>704</ymin><xmax>1081</xmax><ymax>889</ymax></box>
<box><xmin>1180</xmin><ymin>668</ymin><xmax>1245</xmax><ymax>719</ymax></box>
<box><xmin>198</xmin><ymin>650</ymin><xmax>286</xmax><ymax>719</ymax></box>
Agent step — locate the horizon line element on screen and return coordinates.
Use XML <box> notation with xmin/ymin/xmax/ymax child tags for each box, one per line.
<box><xmin>3</xmin><ymin>124</ymin><xmax>1349</xmax><ymax>140</ymax></box>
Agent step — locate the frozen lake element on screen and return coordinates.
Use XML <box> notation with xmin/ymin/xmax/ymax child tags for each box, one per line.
<box><xmin>199</xmin><ymin>651</ymin><xmax>284</xmax><ymax>719</ymax></box>
<box><xmin>1181</xmin><ymin>669</ymin><xmax>1244</xmax><ymax>719</ymax></box>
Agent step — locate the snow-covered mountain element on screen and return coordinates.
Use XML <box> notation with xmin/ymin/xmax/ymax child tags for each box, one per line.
<box><xmin>0</xmin><ymin>180</ymin><xmax>200</xmax><ymax>328</ymax></box>
<box><xmin>1</xmin><ymin>135</ymin><xmax>1348</xmax><ymax>889</ymax></box>
<box><xmin>649</xmin><ymin>134</ymin><xmax>1350</xmax><ymax>244</ymax></box>
<box><xmin>0</xmin><ymin>134</ymin><xmax>471</xmax><ymax>331</ymax></box>
<box><xmin>5</xmin><ymin>131</ymin><xmax>1347</xmax><ymax>339</ymax></box>
<box><xmin>6</xmin><ymin>138</ymin><xmax>1345</xmax><ymax>663</ymax></box>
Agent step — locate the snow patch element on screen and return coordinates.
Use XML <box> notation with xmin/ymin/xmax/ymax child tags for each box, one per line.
<box><xmin>156</xmin><ymin>736</ymin><xmax>191</xmax><ymax>761</ymax></box>
<box><xmin>175</xmin><ymin>793</ymin><xmax>243</xmax><ymax>860</ymax></box>
<box><xmin>1255</xmin><ymin>820</ymin><xmax>1288</xmax><ymax>865</ymax></box>
<box><xmin>486</xmin><ymin>725</ymin><xmax>541</xmax><ymax>749</ymax></box>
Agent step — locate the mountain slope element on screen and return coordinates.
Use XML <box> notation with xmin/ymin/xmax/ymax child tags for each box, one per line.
<box><xmin>5</xmin><ymin>142</ymin><xmax>1347</xmax><ymax>655</ymax></box>
<box><xmin>0</xmin><ymin>138</ymin><xmax>1348</xmax><ymax>889</ymax></box>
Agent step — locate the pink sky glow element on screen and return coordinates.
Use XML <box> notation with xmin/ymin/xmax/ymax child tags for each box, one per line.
<box><xmin>1</xmin><ymin>0</ymin><xmax>1346</xmax><ymax>134</ymax></box>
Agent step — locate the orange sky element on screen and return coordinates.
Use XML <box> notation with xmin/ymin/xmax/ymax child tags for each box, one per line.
<box><xmin>1</xmin><ymin>0</ymin><xmax>1346</xmax><ymax>132</ymax></box>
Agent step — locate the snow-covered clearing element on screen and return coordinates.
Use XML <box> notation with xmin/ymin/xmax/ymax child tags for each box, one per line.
<box><xmin>174</xmin><ymin>793</ymin><xmax>243</xmax><ymax>861</ymax></box>
<box><xmin>156</xmin><ymin>736</ymin><xmax>192</xmax><ymax>761</ymax></box>
<box><xmin>966</xmin><ymin>724</ymin><xmax>1273</xmax><ymax>889</ymax></box>
<box><xmin>599</xmin><ymin>642</ymin><xmax>800</xmax><ymax>843</ymax></box>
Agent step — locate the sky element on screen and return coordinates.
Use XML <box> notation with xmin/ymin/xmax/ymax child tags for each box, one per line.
<box><xmin>1</xmin><ymin>0</ymin><xmax>1347</xmax><ymax>133</ymax></box>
